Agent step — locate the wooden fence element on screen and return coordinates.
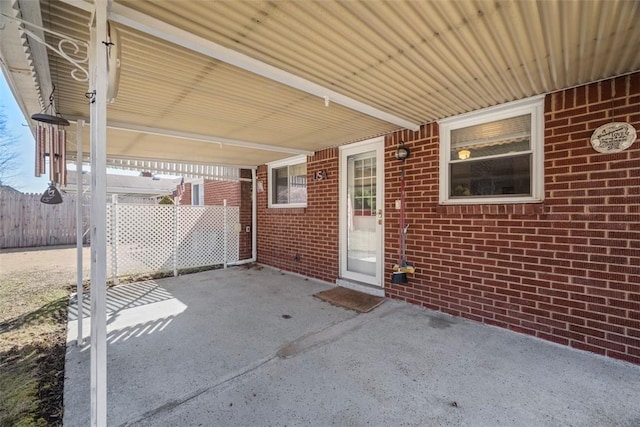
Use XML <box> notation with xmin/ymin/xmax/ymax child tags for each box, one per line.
<box><xmin>0</xmin><ymin>192</ymin><xmax>161</xmax><ymax>249</ymax></box>
<box><xmin>0</xmin><ymin>192</ymin><xmax>90</xmax><ymax>249</ymax></box>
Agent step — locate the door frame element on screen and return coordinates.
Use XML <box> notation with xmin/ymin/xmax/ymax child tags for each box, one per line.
<box><xmin>338</xmin><ymin>136</ymin><xmax>385</xmax><ymax>287</ymax></box>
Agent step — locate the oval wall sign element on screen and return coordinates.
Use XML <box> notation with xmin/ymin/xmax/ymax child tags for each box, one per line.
<box><xmin>590</xmin><ymin>122</ymin><xmax>637</xmax><ymax>153</ymax></box>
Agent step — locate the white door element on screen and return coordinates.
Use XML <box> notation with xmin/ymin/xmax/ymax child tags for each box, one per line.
<box><xmin>339</xmin><ymin>137</ymin><xmax>384</xmax><ymax>286</ymax></box>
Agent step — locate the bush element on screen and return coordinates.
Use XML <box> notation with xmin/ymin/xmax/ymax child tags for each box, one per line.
<box><xmin>158</xmin><ymin>195</ymin><xmax>174</xmax><ymax>205</ymax></box>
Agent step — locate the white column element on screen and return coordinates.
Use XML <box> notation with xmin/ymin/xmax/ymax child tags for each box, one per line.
<box><xmin>90</xmin><ymin>1</ymin><xmax>109</xmax><ymax>426</ymax></box>
<box><xmin>76</xmin><ymin>119</ymin><xmax>84</xmax><ymax>347</ymax></box>
<box><xmin>173</xmin><ymin>204</ymin><xmax>178</xmax><ymax>277</ymax></box>
<box><xmin>223</xmin><ymin>199</ymin><xmax>228</xmax><ymax>269</ymax></box>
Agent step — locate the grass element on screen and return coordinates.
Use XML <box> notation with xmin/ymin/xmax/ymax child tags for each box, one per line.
<box><xmin>0</xmin><ymin>272</ymin><xmax>70</xmax><ymax>426</ymax></box>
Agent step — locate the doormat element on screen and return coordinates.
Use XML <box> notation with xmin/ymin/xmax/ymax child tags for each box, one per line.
<box><xmin>313</xmin><ymin>287</ymin><xmax>385</xmax><ymax>313</ymax></box>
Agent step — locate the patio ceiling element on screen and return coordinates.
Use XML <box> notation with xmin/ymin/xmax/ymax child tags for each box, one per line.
<box><xmin>2</xmin><ymin>0</ymin><xmax>639</xmax><ymax>168</ymax></box>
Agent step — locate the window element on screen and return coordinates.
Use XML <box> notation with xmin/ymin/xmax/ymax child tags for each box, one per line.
<box><xmin>438</xmin><ymin>96</ymin><xmax>544</xmax><ymax>204</ymax></box>
<box><xmin>191</xmin><ymin>179</ymin><xmax>204</xmax><ymax>205</ymax></box>
<box><xmin>352</xmin><ymin>154</ymin><xmax>376</xmax><ymax>216</ymax></box>
<box><xmin>267</xmin><ymin>155</ymin><xmax>307</xmax><ymax>208</ymax></box>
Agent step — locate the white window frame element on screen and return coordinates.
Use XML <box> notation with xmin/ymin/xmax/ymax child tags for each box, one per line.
<box><xmin>267</xmin><ymin>155</ymin><xmax>308</xmax><ymax>208</ymax></box>
<box><xmin>191</xmin><ymin>178</ymin><xmax>204</xmax><ymax>205</ymax></box>
<box><xmin>438</xmin><ymin>96</ymin><xmax>545</xmax><ymax>205</ymax></box>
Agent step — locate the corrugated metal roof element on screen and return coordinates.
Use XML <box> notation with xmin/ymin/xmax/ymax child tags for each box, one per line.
<box><xmin>5</xmin><ymin>0</ymin><xmax>640</xmax><ymax>168</ymax></box>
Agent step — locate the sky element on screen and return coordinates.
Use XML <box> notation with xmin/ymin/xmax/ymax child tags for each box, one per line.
<box><xmin>0</xmin><ymin>71</ymin><xmax>49</xmax><ymax>193</ymax></box>
<box><xmin>1</xmin><ymin>72</ymin><xmax>143</xmax><ymax>194</ymax></box>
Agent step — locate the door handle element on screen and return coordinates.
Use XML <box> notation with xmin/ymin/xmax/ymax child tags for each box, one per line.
<box><xmin>377</xmin><ymin>209</ymin><xmax>383</xmax><ymax>224</ymax></box>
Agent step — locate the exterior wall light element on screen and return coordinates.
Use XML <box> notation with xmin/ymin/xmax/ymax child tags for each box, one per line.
<box><xmin>395</xmin><ymin>141</ymin><xmax>411</xmax><ymax>161</ymax></box>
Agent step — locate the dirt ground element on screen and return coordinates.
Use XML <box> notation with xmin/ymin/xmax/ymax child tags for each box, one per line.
<box><xmin>0</xmin><ymin>245</ymin><xmax>91</xmax><ymax>277</ymax></box>
<box><xmin>0</xmin><ymin>245</ymin><xmax>90</xmax><ymax>426</ymax></box>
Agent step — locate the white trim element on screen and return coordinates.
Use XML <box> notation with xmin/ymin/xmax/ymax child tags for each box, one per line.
<box><xmin>191</xmin><ymin>178</ymin><xmax>205</xmax><ymax>206</ymax></box>
<box><xmin>336</xmin><ymin>279</ymin><xmax>385</xmax><ymax>297</ymax></box>
<box><xmin>339</xmin><ymin>136</ymin><xmax>385</xmax><ymax>287</ymax></box>
<box><xmin>438</xmin><ymin>96</ymin><xmax>545</xmax><ymax>205</ymax></box>
<box><xmin>438</xmin><ymin>95</ymin><xmax>545</xmax><ymax>126</ymax></box>
<box><xmin>267</xmin><ymin>155</ymin><xmax>308</xmax><ymax>209</ymax></box>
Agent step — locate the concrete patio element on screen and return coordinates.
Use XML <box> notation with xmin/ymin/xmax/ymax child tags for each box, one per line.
<box><xmin>64</xmin><ymin>266</ymin><xmax>640</xmax><ymax>426</ymax></box>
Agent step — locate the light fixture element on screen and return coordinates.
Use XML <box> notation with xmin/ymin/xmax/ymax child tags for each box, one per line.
<box><xmin>395</xmin><ymin>141</ymin><xmax>411</xmax><ymax>161</ymax></box>
<box><xmin>458</xmin><ymin>149</ymin><xmax>471</xmax><ymax>160</ymax></box>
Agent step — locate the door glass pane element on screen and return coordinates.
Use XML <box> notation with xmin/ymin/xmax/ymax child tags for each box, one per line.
<box><xmin>347</xmin><ymin>151</ymin><xmax>377</xmax><ymax>276</ymax></box>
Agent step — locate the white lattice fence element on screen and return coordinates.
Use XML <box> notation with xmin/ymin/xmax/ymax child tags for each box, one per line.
<box><xmin>176</xmin><ymin>206</ymin><xmax>239</xmax><ymax>269</ymax></box>
<box><xmin>107</xmin><ymin>203</ymin><xmax>240</xmax><ymax>277</ymax></box>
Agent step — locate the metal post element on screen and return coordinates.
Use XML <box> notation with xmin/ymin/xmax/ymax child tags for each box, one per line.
<box><xmin>76</xmin><ymin>119</ymin><xmax>84</xmax><ymax>347</ymax></box>
<box><xmin>90</xmin><ymin>1</ymin><xmax>109</xmax><ymax>425</ymax></box>
<box><xmin>223</xmin><ymin>199</ymin><xmax>228</xmax><ymax>269</ymax></box>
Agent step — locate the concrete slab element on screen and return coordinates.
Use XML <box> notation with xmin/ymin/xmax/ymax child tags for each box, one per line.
<box><xmin>64</xmin><ymin>267</ymin><xmax>640</xmax><ymax>426</ymax></box>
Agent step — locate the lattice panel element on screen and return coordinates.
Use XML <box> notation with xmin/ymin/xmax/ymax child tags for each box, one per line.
<box><xmin>108</xmin><ymin>205</ymin><xmax>176</xmax><ymax>276</ymax></box>
<box><xmin>176</xmin><ymin>206</ymin><xmax>240</xmax><ymax>269</ymax></box>
<box><xmin>106</xmin><ymin>204</ymin><xmax>240</xmax><ymax>278</ymax></box>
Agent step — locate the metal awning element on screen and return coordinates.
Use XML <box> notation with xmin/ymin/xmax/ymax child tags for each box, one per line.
<box><xmin>2</xmin><ymin>0</ymin><xmax>638</xmax><ymax>169</ymax></box>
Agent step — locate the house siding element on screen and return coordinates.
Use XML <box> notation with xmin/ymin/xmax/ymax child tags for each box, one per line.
<box><xmin>257</xmin><ymin>72</ymin><xmax>640</xmax><ymax>364</ymax></box>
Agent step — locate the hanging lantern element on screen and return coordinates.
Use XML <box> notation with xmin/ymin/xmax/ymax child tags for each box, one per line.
<box><xmin>33</xmin><ymin>85</ymin><xmax>69</xmax><ymax>188</ymax></box>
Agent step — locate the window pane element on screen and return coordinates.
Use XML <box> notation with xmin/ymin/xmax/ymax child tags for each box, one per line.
<box><xmin>289</xmin><ymin>163</ymin><xmax>307</xmax><ymax>203</ymax></box>
<box><xmin>271</xmin><ymin>162</ymin><xmax>306</xmax><ymax>205</ymax></box>
<box><xmin>353</xmin><ymin>156</ymin><xmax>376</xmax><ymax>215</ymax></box>
<box><xmin>450</xmin><ymin>154</ymin><xmax>531</xmax><ymax>198</ymax></box>
<box><xmin>193</xmin><ymin>184</ymin><xmax>200</xmax><ymax>205</ymax></box>
<box><xmin>273</xmin><ymin>166</ymin><xmax>289</xmax><ymax>204</ymax></box>
<box><xmin>451</xmin><ymin>114</ymin><xmax>531</xmax><ymax>160</ymax></box>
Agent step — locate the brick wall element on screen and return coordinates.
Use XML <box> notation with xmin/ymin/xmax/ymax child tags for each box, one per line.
<box><xmin>178</xmin><ymin>180</ymin><xmax>241</xmax><ymax>206</ymax></box>
<box><xmin>239</xmin><ymin>169</ymin><xmax>253</xmax><ymax>260</ymax></box>
<box><xmin>385</xmin><ymin>73</ymin><xmax>640</xmax><ymax>365</ymax></box>
<box><xmin>256</xmin><ymin>72</ymin><xmax>640</xmax><ymax>364</ymax></box>
<box><xmin>257</xmin><ymin>149</ymin><xmax>339</xmax><ymax>282</ymax></box>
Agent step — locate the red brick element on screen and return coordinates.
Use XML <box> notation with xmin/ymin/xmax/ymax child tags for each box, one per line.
<box><xmin>256</xmin><ymin>74</ymin><xmax>640</xmax><ymax>365</ymax></box>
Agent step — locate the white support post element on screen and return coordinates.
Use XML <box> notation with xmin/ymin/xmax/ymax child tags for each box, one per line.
<box><xmin>76</xmin><ymin>119</ymin><xmax>84</xmax><ymax>347</ymax></box>
<box><xmin>251</xmin><ymin>169</ymin><xmax>257</xmax><ymax>261</ymax></box>
<box><xmin>173</xmin><ymin>204</ymin><xmax>178</xmax><ymax>277</ymax></box>
<box><xmin>110</xmin><ymin>194</ymin><xmax>119</xmax><ymax>285</ymax></box>
<box><xmin>90</xmin><ymin>1</ymin><xmax>109</xmax><ymax>426</ymax></box>
<box><xmin>223</xmin><ymin>199</ymin><xmax>228</xmax><ymax>269</ymax></box>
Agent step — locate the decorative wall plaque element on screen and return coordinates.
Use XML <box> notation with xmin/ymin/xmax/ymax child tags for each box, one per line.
<box><xmin>590</xmin><ymin>122</ymin><xmax>637</xmax><ymax>153</ymax></box>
